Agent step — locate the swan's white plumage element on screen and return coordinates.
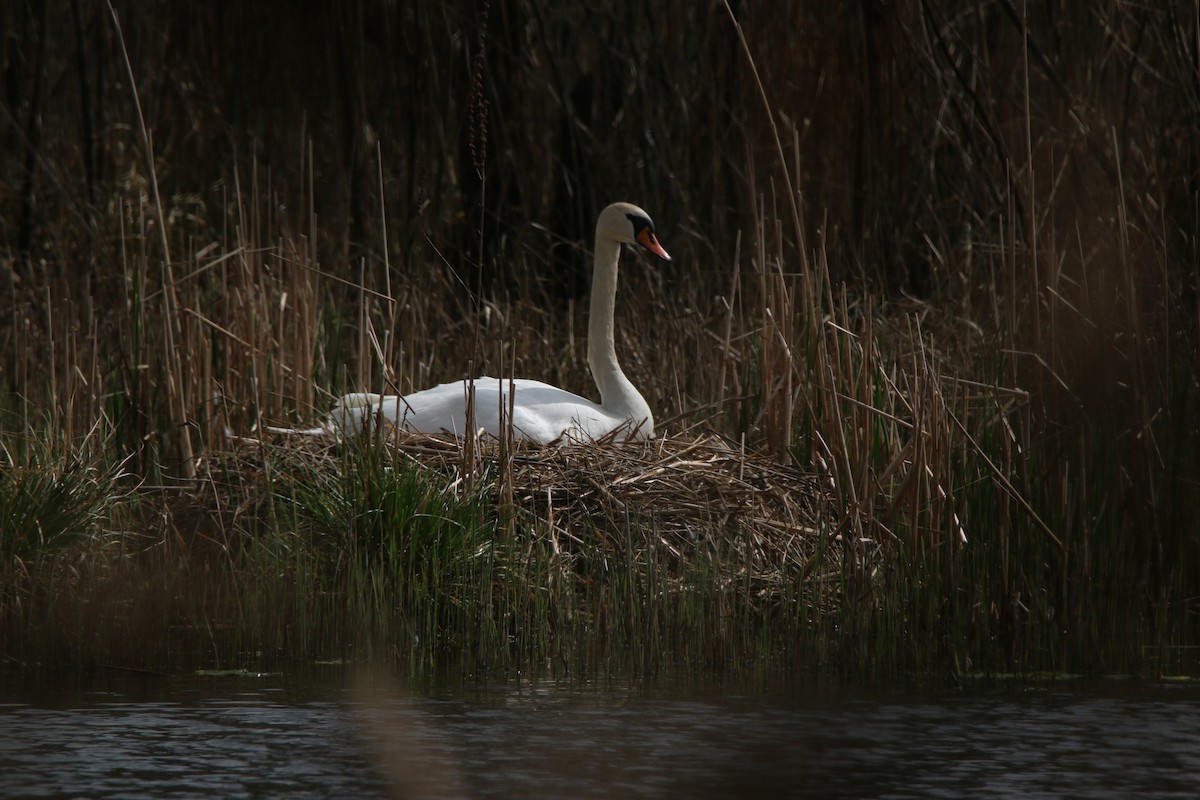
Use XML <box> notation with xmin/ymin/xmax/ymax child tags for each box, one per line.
<box><xmin>328</xmin><ymin>202</ymin><xmax>669</xmax><ymax>445</ymax></box>
<box><xmin>332</xmin><ymin>380</ymin><xmax>649</xmax><ymax>446</ymax></box>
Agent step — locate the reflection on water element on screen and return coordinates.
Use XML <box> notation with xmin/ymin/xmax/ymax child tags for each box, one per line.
<box><xmin>2</xmin><ymin>672</ymin><xmax>1199</xmax><ymax>799</ymax></box>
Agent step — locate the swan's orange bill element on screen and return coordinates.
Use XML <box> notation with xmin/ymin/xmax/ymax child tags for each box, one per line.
<box><xmin>636</xmin><ymin>228</ymin><xmax>671</xmax><ymax>261</ymax></box>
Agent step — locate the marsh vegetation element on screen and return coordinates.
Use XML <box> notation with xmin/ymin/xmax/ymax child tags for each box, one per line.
<box><xmin>2</xmin><ymin>1</ymin><xmax>1198</xmax><ymax>680</ymax></box>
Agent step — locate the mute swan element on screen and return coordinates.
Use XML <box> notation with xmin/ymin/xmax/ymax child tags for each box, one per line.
<box><xmin>331</xmin><ymin>202</ymin><xmax>670</xmax><ymax>445</ymax></box>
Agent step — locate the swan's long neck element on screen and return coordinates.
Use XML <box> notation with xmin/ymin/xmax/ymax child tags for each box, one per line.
<box><xmin>587</xmin><ymin>236</ymin><xmax>651</xmax><ymax>426</ymax></box>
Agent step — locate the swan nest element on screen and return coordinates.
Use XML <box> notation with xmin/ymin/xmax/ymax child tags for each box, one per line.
<box><xmin>225</xmin><ymin>427</ymin><xmax>859</xmax><ymax>612</ymax></box>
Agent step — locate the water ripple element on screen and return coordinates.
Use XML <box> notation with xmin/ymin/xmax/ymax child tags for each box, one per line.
<box><xmin>2</xmin><ymin>679</ymin><xmax>1198</xmax><ymax>799</ymax></box>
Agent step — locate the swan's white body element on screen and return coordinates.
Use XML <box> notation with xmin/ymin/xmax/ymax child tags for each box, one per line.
<box><xmin>332</xmin><ymin>381</ymin><xmax>647</xmax><ymax>445</ymax></box>
<box><xmin>330</xmin><ymin>202</ymin><xmax>670</xmax><ymax>445</ymax></box>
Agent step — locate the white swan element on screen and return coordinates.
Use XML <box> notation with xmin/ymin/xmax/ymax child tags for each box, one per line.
<box><xmin>331</xmin><ymin>202</ymin><xmax>670</xmax><ymax>445</ymax></box>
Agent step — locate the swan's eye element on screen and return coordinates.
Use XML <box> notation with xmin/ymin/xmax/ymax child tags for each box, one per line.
<box><xmin>626</xmin><ymin>212</ymin><xmax>654</xmax><ymax>235</ymax></box>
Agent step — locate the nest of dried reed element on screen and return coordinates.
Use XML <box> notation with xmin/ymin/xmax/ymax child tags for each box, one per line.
<box><xmin>511</xmin><ymin>433</ymin><xmax>841</xmax><ymax>603</ymax></box>
<box><xmin>237</xmin><ymin>425</ymin><xmax>853</xmax><ymax>614</ymax></box>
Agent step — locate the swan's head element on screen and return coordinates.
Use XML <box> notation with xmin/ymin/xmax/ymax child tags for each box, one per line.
<box><xmin>597</xmin><ymin>202</ymin><xmax>671</xmax><ymax>261</ymax></box>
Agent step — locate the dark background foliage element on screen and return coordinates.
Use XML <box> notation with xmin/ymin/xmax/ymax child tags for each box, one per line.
<box><xmin>8</xmin><ymin>2</ymin><xmax>1192</xmax><ymax>291</ymax></box>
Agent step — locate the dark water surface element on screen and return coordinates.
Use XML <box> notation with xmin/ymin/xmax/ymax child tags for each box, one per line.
<box><xmin>2</xmin><ymin>669</ymin><xmax>1198</xmax><ymax>799</ymax></box>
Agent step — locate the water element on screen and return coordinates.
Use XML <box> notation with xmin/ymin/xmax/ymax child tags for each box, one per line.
<box><xmin>2</xmin><ymin>670</ymin><xmax>1198</xmax><ymax>799</ymax></box>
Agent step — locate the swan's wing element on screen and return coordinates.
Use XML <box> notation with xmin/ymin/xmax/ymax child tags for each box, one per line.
<box><xmin>331</xmin><ymin>383</ymin><xmax>471</xmax><ymax>436</ymax></box>
<box><xmin>460</xmin><ymin>379</ymin><xmax>624</xmax><ymax>445</ymax></box>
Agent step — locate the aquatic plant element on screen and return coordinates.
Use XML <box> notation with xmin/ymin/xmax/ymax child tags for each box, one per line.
<box><xmin>0</xmin><ymin>430</ymin><xmax>128</xmax><ymax>566</ymax></box>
